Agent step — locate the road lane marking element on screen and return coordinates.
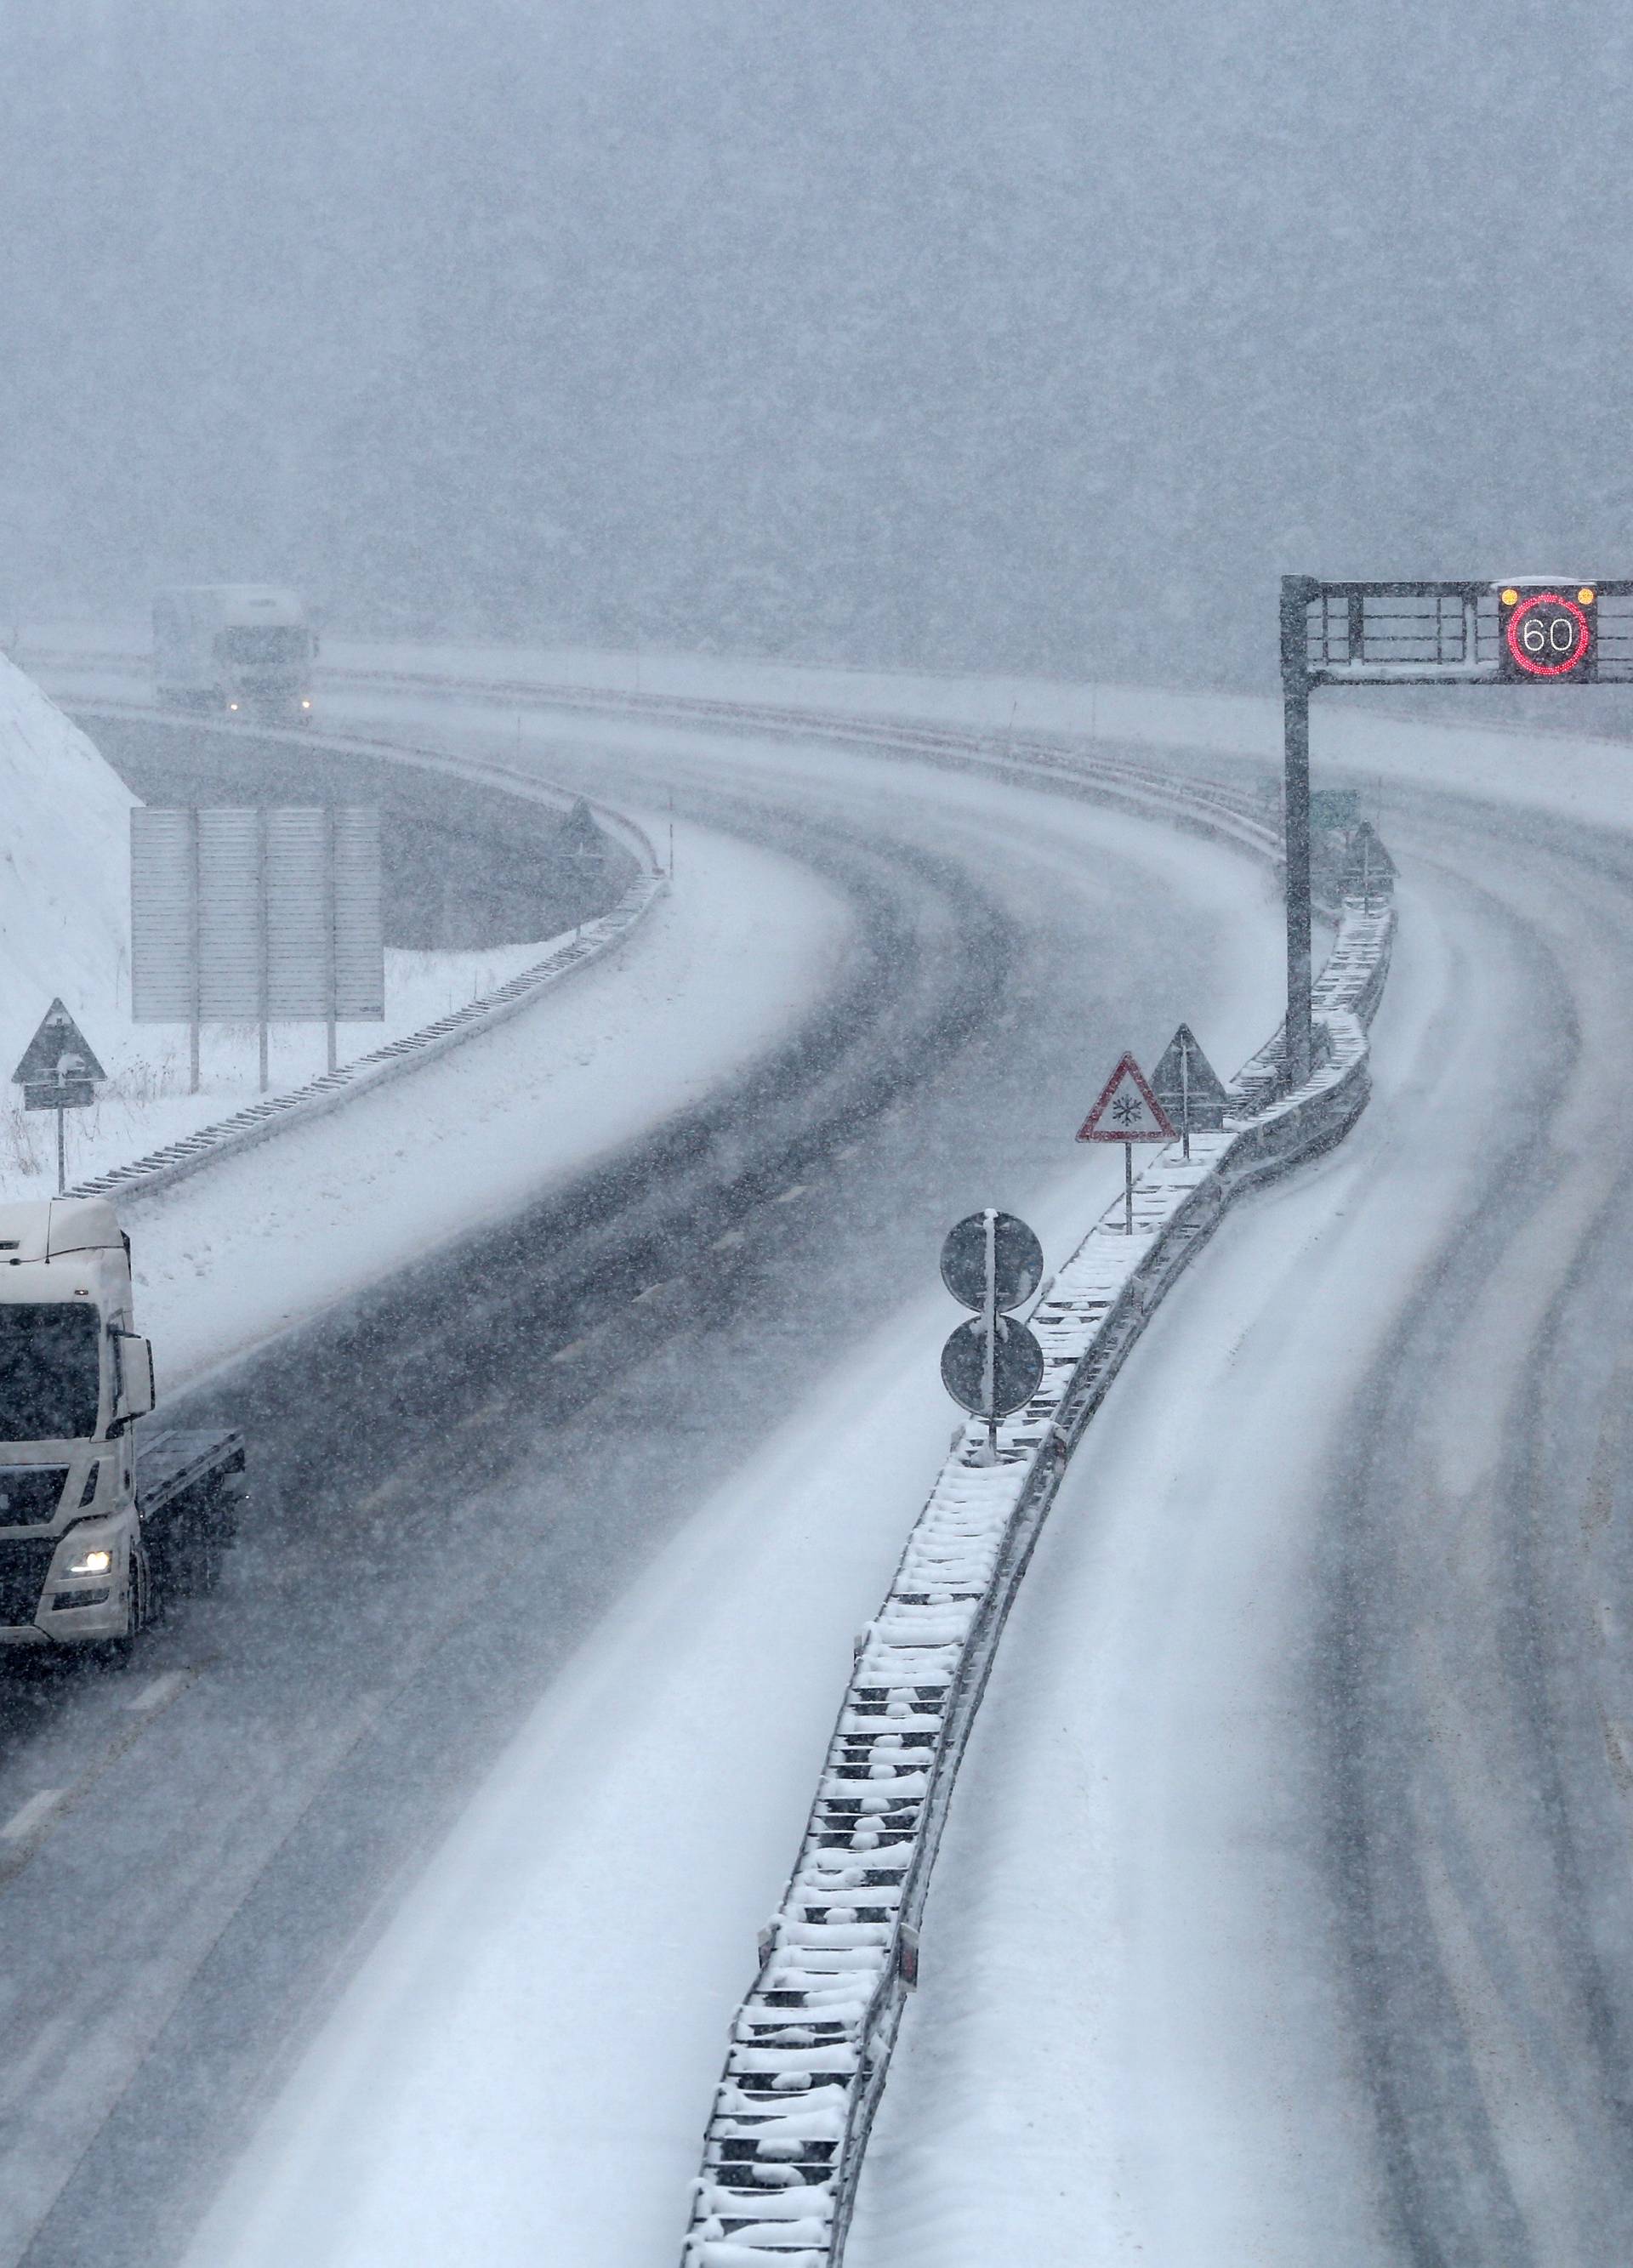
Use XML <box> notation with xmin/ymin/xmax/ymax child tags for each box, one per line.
<box><xmin>549</xmin><ymin>1339</ymin><xmax>589</xmax><ymax>1363</ymax></box>
<box><xmin>774</xmin><ymin>1184</ymin><xmax>811</xmax><ymax>1203</ymax></box>
<box><xmin>2</xmin><ymin>1790</ymin><xmax>66</xmax><ymax>1843</ymax></box>
<box><xmin>0</xmin><ymin>1663</ymin><xmax>208</xmax><ymax>1884</ymax></box>
<box><xmin>632</xmin><ymin>1280</ymin><xmax>678</xmax><ymax>1305</ymax></box>
<box><xmin>710</xmin><ymin>1229</ymin><xmax>747</xmax><ymax>1251</ymax></box>
<box><xmin>125</xmin><ymin>1670</ymin><xmax>189</xmax><ymax>1714</ymax></box>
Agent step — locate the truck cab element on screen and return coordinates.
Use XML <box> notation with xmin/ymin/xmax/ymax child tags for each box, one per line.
<box><xmin>153</xmin><ymin>584</ymin><xmax>316</xmax><ymax>725</ymax></box>
<box><xmin>0</xmin><ymin>1199</ymin><xmax>242</xmax><ymax>1649</ymax></box>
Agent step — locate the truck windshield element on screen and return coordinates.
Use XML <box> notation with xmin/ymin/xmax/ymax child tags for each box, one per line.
<box><xmin>0</xmin><ymin>1306</ymin><xmax>100</xmax><ymax>1441</ymax></box>
<box><xmin>215</xmin><ymin>626</ymin><xmax>309</xmax><ymax>665</ymax></box>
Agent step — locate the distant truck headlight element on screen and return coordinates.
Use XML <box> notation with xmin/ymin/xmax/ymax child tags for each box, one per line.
<box><xmin>66</xmin><ymin>1544</ymin><xmax>112</xmax><ymax>1576</ymax></box>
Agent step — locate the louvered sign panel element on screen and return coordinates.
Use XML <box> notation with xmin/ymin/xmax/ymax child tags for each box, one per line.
<box><xmin>332</xmin><ymin>806</ymin><xmax>384</xmax><ymax>1018</ymax></box>
<box><xmin>265</xmin><ymin>808</ymin><xmax>329</xmax><ymax>1018</ymax></box>
<box><xmin>130</xmin><ymin>806</ymin><xmax>384</xmax><ymax>1025</ymax></box>
<box><xmin>197</xmin><ymin>810</ymin><xmax>264</xmax><ymax>1020</ymax></box>
<box><xmin>129</xmin><ymin>809</ymin><xmax>198</xmax><ymax>1020</ymax></box>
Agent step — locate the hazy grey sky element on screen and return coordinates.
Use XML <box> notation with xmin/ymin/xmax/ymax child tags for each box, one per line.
<box><xmin>3</xmin><ymin>3</ymin><xmax>1629</xmax><ymax>681</ymax></box>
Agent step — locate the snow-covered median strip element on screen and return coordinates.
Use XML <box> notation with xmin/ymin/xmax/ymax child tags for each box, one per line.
<box><xmin>679</xmin><ymin>888</ymin><xmax>1397</xmax><ymax>2268</ymax></box>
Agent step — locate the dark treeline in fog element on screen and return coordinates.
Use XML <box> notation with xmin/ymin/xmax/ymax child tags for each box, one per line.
<box><xmin>2</xmin><ymin>1</ymin><xmax>1630</xmax><ymax>683</ymax></box>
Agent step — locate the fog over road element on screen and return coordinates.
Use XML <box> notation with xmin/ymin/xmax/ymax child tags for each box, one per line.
<box><xmin>0</xmin><ymin>691</ymin><xmax>1278</xmax><ymax>2266</ymax></box>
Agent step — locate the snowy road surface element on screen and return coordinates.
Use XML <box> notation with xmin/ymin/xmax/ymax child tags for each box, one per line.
<box><xmin>851</xmin><ymin>782</ymin><xmax>1633</xmax><ymax>2267</ymax></box>
<box><xmin>0</xmin><ymin>683</ymin><xmax>1280</xmax><ymax>2265</ymax></box>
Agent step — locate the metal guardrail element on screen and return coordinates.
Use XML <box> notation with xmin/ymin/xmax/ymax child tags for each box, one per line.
<box><xmin>678</xmin><ymin>882</ymin><xmax>1397</xmax><ymax>2267</ymax></box>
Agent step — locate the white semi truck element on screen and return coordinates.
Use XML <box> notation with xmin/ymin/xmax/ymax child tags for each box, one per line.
<box><xmin>0</xmin><ymin>1198</ymin><xmax>244</xmax><ymax>1650</ymax></box>
<box><xmin>152</xmin><ymin>583</ymin><xmax>316</xmax><ymax>724</ymax></box>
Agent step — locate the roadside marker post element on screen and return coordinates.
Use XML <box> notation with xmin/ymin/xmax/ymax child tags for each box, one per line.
<box><xmin>1077</xmin><ymin>1051</ymin><xmax>1177</xmax><ymax>1231</ymax></box>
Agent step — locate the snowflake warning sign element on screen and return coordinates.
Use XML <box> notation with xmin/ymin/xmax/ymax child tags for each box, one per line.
<box><xmin>1076</xmin><ymin>1052</ymin><xmax>1177</xmax><ymax>1144</ymax></box>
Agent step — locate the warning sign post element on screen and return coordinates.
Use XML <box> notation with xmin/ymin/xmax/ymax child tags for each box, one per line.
<box><xmin>11</xmin><ymin>999</ymin><xmax>106</xmax><ymax>1195</ymax></box>
<box><xmin>1077</xmin><ymin>1052</ymin><xmax>1176</xmax><ymax>1233</ymax></box>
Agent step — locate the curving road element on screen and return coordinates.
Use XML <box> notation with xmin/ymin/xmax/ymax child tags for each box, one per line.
<box><xmin>851</xmin><ymin>770</ymin><xmax>1633</xmax><ymax>2268</ymax></box>
<box><xmin>0</xmin><ymin>693</ymin><xmax>1281</xmax><ymax>2265</ymax></box>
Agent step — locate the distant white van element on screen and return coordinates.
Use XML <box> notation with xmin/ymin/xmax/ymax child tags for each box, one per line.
<box><xmin>152</xmin><ymin>585</ymin><xmax>316</xmax><ymax>725</ymax></box>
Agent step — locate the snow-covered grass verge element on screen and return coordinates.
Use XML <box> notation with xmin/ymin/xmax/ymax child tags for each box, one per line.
<box><xmin>0</xmin><ymin>657</ymin><xmax>669</xmax><ymax>1206</ymax></box>
<box><xmin>0</xmin><ymin>935</ymin><xmax>576</xmax><ymax>1200</ymax></box>
<box><xmin>64</xmin><ymin>875</ymin><xmax>664</xmax><ymax>1205</ymax></box>
<box><xmin>678</xmin><ymin>887</ymin><xmax>1396</xmax><ymax>2268</ymax></box>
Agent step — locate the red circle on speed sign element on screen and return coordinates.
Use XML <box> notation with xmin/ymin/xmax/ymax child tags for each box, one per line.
<box><xmin>1505</xmin><ymin>588</ymin><xmax>1591</xmax><ymax>678</ymax></box>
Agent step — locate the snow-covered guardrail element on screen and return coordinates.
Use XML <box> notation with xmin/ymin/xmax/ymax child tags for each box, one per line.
<box><xmin>679</xmin><ymin>882</ymin><xmax>1397</xmax><ymax>2268</ymax></box>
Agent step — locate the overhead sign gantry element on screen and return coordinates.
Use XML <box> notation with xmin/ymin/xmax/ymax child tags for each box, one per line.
<box><xmin>1279</xmin><ymin>576</ymin><xmax>1633</xmax><ymax>1083</ymax></box>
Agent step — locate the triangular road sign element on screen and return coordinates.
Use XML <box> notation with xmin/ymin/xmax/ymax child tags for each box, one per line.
<box><xmin>12</xmin><ymin>998</ymin><xmax>106</xmax><ymax>1087</ymax></box>
<box><xmin>1152</xmin><ymin>1024</ymin><xmax>1228</xmax><ymax>1132</ymax></box>
<box><xmin>1342</xmin><ymin>821</ymin><xmax>1396</xmax><ymax>889</ymax></box>
<box><xmin>1077</xmin><ymin>1051</ymin><xmax>1176</xmax><ymax>1143</ymax></box>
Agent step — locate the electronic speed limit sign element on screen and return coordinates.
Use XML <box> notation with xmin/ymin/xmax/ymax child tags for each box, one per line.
<box><xmin>1498</xmin><ymin>584</ymin><xmax>1597</xmax><ymax>681</ymax></box>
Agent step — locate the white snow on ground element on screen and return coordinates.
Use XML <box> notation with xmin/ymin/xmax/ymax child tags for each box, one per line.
<box><xmin>0</xmin><ymin>653</ymin><xmax>134</xmax><ymax>1082</ymax></box>
<box><xmin>130</xmin><ymin>818</ymin><xmax>850</xmax><ymax>1394</ymax></box>
<box><xmin>0</xmin><ymin>935</ymin><xmax>566</xmax><ymax>1201</ymax></box>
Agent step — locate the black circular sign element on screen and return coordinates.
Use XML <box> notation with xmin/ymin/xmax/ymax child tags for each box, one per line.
<box><xmin>940</xmin><ymin>1314</ymin><xmax>1046</xmax><ymax>1419</ymax></box>
<box><xmin>1504</xmin><ymin>588</ymin><xmax>1591</xmax><ymax>679</ymax></box>
<box><xmin>939</xmin><ymin>1210</ymin><xmax>1044</xmax><ymax>1314</ymax></box>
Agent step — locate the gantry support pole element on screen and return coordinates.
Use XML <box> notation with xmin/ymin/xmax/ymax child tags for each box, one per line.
<box><xmin>1280</xmin><ymin>575</ymin><xmax>1319</xmax><ymax>1089</ymax></box>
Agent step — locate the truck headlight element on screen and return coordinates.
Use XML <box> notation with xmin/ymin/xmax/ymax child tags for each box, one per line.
<box><xmin>66</xmin><ymin>1545</ymin><xmax>112</xmax><ymax>1576</ymax></box>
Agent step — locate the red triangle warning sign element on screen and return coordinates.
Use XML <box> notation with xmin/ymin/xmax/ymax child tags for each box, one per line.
<box><xmin>1076</xmin><ymin>1051</ymin><xmax>1177</xmax><ymax>1143</ymax></box>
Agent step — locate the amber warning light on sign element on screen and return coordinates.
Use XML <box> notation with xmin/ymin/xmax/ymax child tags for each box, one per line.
<box><xmin>1498</xmin><ymin>583</ymin><xmax>1597</xmax><ymax>681</ymax></box>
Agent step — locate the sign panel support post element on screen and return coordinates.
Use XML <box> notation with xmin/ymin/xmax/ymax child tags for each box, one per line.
<box><xmin>325</xmin><ymin>804</ymin><xmax>339</xmax><ymax>1074</ymax></box>
<box><xmin>189</xmin><ymin>804</ymin><xmax>202</xmax><ymax>1094</ymax></box>
<box><xmin>981</xmin><ymin>1208</ymin><xmax>999</xmax><ymax>1459</ymax></box>
<box><xmin>1280</xmin><ymin>575</ymin><xmax>1318</xmax><ymax>1092</ymax></box>
<box><xmin>256</xmin><ymin>806</ymin><xmax>270</xmax><ymax>1094</ymax></box>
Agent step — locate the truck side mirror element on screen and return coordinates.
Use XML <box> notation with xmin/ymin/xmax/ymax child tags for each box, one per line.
<box><xmin>117</xmin><ymin>1333</ymin><xmax>156</xmax><ymax>1419</ymax></box>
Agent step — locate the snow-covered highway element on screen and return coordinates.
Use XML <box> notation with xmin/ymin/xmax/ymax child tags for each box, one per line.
<box><xmin>0</xmin><ymin>671</ymin><xmax>1283</xmax><ymax>2265</ymax></box>
<box><xmin>8</xmin><ymin>651</ymin><xmax>1633</xmax><ymax>2265</ymax></box>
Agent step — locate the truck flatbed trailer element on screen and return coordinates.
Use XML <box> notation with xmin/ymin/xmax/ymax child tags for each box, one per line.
<box><xmin>137</xmin><ymin>1424</ymin><xmax>247</xmax><ymax>1516</ymax></box>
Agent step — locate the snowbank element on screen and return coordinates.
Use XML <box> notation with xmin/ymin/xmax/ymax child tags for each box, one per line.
<box><xmin>0</xmin><ymin>653</ymin><xmax>134</xmax><ymax>1092</ymax></box>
